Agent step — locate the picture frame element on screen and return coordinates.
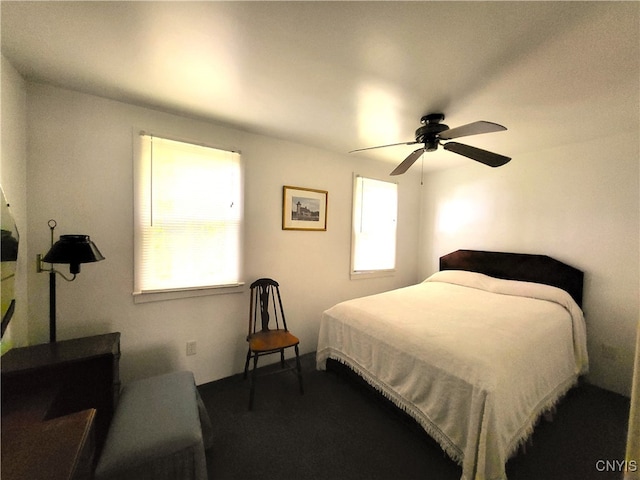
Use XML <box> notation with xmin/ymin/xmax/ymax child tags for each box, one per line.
<box><xmin>282</xmin><ymin>185</ymin><xmax>328</xmax><ymax>231</ymax></box>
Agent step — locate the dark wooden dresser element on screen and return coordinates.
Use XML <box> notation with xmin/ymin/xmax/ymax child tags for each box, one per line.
<box><xmin>1</xmin><ymin>332</ymin><xmax>121</xmax><ymax>479</ymax></box>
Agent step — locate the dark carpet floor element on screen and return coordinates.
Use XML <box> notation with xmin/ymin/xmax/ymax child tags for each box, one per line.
<box><xmin>198</xmin><ymin>353</ymin><xmax>630</xmax><ymax>480</ymax></box>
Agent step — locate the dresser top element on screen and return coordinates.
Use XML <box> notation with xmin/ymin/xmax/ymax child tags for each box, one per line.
<box><xmin>1</xmin><ymin>332</ymin><xmax>120</xmax><ymax>376</ymax></box>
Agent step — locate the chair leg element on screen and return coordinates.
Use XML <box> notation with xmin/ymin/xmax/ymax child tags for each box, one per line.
<box><xmin>280</xmin><ymin>349</ymin><xmax>285</xmax><ymax>368</ymax></box>
<box><xmin>243</xmin><ymin>348</ymin><xmax>252</xmax><ymax>379</ymax></box>
<box><xmin>295</xmin><ymin>344</ymin><xmax>304</xmax><ymax>395</ymax></box>
<box><xmin>249</xmin><ymin>353</ymin><xmax>259</xmax><ymax>410</ymax></box>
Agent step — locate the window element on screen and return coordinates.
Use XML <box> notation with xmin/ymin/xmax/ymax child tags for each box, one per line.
<box><xmin>351</xmin><ymin>175</ymin><xmax>398</xmax><ymax>277</ymax></box>
<box><xmin>134</xmin><ymin>133</ymin><xmax>243</xmax><ymax>298</ymax></box>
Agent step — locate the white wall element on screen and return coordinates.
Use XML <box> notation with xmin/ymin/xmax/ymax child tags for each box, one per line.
<box><xmin>0</xmin><ymin>55</ymin><xmax>29</xmax><ymax>350</ymax></box>
<box><xmin>419</xmin><ymin>133</ymin><xmax>639</xmax><ymax>396</ymax></box>
<box><xmin>24</xmin><ymin>82</ymin><xmax>422</xmax><ymax>385</ymax></box>
<box><xmin>10</xmin><ymin>75</ymin><xmax>638</xmax><ymax>397</ymax></box>
<box><xmin>626</xmin><ymin>323</ymin><xmax>639</xmax><ymax>478</ymax></box>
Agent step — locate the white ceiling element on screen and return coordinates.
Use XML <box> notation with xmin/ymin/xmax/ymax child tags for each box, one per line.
<box><xmin>2</xmin><ymin>1</ymin><xmax>638</xmax><ymax>172</ymax></box>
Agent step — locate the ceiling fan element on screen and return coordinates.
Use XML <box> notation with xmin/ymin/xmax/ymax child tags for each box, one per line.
<box><xmin>350</xmin><ymin>113</ymin><xmax>511</xmax><ymax>175</ymax></box>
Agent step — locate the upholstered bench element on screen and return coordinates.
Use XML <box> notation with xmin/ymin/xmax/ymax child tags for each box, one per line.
<box><xmin>95</xmin><ymin>371</ymin><xmax>213</xmax><ymax>480</ymax></box>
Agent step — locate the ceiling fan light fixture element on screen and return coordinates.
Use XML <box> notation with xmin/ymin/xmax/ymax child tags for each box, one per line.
<box><xmin>424</xmin><ymin>138</ymin><xmax>439</xmax><ymax>152</ymax></box>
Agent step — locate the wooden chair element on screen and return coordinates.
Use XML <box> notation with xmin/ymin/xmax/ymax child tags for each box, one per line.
<box><xmin>243</xmin><ymin>278</ymin><xmax>304</xmax><ymax>409</ymax></box>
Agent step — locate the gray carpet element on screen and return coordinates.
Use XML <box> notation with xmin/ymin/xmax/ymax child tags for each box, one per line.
<box><xmin>199</xmin><ymin>353</ymin><xmax>630</xmax><ymax>480</ymax></box>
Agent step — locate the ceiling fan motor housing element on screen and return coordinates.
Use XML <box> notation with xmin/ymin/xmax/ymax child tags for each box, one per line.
<box><xmin>415</xmin><ymin>123</ymin><xmax>449</xmax><ymax>151</ymax></box>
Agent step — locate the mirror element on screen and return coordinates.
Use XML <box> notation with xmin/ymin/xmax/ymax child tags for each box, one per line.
<box><xmin>1</xmin><ymin>187</ymin><xmax>19</xmax><ymax>338</ymax></box>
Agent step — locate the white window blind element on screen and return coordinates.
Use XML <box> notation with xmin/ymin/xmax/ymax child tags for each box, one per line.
<box><xmin>134</xmin><ymin>133</ymin><xmax>243</xmax><ymax>294</ymax></box>
<box><xmin>351</xmin><ymin>175</ymin><xmax>398</xmax><ymax>274</ymax></box>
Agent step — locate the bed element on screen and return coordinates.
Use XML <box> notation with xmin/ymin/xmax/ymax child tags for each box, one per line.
<box><xmin>316</xmin><ymin>250</ymin><xmax>588</xmax><ymax>480</ymax></box>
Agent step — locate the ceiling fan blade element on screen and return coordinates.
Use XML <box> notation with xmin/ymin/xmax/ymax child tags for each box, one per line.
<box><xmin>390</xmin><ymin>148</ymin><xmax>425</xmax><ymax>176</ymax></box>
<box><xmin>443</xmin><ymin>142</ymin><xmax>511</xmax><ymax>167</ymax></box>
<box><xmin>349</xmin><ymin>141</ymin><xmax>417</xmax><ymax>154</ymax></box>
<box><xmin>439</xmin><ymin>121</ymin><xmax>507</xmax><ymax>140</ymax></box>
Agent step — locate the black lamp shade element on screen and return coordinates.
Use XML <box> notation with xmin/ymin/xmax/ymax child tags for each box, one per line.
<box><xmin>42</xmin><ymin>234</ymin><xmax>105</xmax><ymax>274</ymax></box>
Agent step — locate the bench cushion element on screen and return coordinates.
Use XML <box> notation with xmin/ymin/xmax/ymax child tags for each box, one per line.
<box><xmin>95</xmin><ymin>371</ymin><xmax>209</xmax><ymax>480</ymax></box>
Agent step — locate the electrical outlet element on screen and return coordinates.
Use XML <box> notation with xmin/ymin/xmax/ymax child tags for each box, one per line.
<box><xmin>186</xmin><ymin>341</ymin><xmax>197</xmax><ymax>356</ymax></box>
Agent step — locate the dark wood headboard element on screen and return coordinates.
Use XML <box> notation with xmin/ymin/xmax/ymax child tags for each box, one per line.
<box><xmin>439</xmin><ymin>249</ymin><xmax>584</xmax><ymax>307</ymax></box>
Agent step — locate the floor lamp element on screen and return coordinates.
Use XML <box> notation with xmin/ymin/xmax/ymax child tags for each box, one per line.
<box><xmin>37</xmin><ymin>219</ymin><xmax>104</xmax><ymax>343</ymax></box>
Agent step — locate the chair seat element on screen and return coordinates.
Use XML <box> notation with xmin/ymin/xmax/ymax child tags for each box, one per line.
<box><xmin>248</xmin><ymin>329</ymin><xmax>299</xmax><ymax>353</ymax></box>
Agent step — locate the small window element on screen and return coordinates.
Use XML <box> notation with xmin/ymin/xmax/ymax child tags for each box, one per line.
<box><xmin>351</xmin><ymin>175</ymin><xmax>398</xmax><ymax>277</ymax></box>
<box><xmin>133</xmin><ymin>133</ymin><xmax>243</xmax><ymax>297</ymax></box>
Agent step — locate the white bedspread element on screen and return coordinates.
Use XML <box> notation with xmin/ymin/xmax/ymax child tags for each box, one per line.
<box><xmin>316</xmin><ymin>271</ymin><xmax>588</xmax><ymax>480</ymax></box>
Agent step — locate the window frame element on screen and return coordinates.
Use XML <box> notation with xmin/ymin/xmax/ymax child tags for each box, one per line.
<box><xmin>350</xmin><ymin>174</ymin><xmax>398</xmax><ymax>280</ymax></box>
<box><xmin>132</xmin><ymin>130</ymin><xmax>244</xmax><ymax>303</ymax></box>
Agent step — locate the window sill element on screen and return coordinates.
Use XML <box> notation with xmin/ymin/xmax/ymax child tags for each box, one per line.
<box><xmin>133</xmin><ymin>283</ymin><xmax>245</xmax><ymax>304</ymax></box>
<box><xmin>350</xmin><ymin>269</ymin><xmax>395</xmax><ymax>280</ymax></box>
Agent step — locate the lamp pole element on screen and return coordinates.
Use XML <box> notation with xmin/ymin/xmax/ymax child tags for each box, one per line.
<box><xmin>49</xmin><ymin>269</ymin><xmax>56</xmax><ymax>343</ymax></box>
<box><xmin>47</xmin><ymin>220</ymin><xmax>57</xmax><ymax>343</ymax></box>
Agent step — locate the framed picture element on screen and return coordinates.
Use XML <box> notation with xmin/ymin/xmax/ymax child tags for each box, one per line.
<box><xmin>282</xmin><ymin>185</ymin><xmax>328</xmax><ymax>231</ymax></box>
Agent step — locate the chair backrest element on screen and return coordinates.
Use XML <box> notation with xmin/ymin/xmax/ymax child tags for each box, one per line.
<box><xmin>248</xmin><ymin>278</ymin><xmax>288</xmax><ymax>336</ymax></box>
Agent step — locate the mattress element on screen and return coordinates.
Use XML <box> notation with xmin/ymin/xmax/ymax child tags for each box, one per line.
<box><xmin>316</xmin><ymin>270</ymin><xmax>588</xmax><ymax>480</ymax></box>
